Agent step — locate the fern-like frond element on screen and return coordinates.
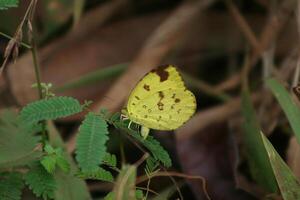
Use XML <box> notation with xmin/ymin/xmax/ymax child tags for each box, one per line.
<box><xmin>0</xmin><ymin>110</ymin><xmax>42</xmax><ymax>168</ymax></box>
<box><xmin>75</xmin><ymin>112</ymin><xmax>109</xmax><ymax>171</ymax></box>
<box><xmin>46</xmin><ymin>121</ymin><xmax>91</xmax><ymax>200</ymax></box>
<box><xmin>20</xmin><ymin>96</ymin><xmax>83</xmax><ymax>124</ymax></box>
<box><xmin>145</xmin><ymin>156</ymin><xmax>159</xmax><ymax>175</ymax></box>
<box><xmin>41</xmin><ymin>144</ymin><xmax>70</xmax><ymax>174</ymax></box>
<box><xmin>142</xmin><ymin>135</ymin><xmax>172</xmax><ymax>167</ymax></box>
<box><xmin>113</xmin><ymin>121</ymin><xmax>172</xmax><ymax>167</ymax></box>
<box><xmin>0</xmin><ymin>172</ymin><xmax>24</xmax><ymax>200</ymax></box>
<box><xmin>24</xmin><ymin>163</ymin><xmax>56</xmax><ymax>199</ymax></box>
<box><xmin>135</xmin><ymin>190</ymin><xmax>144</xmax><ymax>200</ymax></box>
<box><xmin>0</xmin><ymin>0</ymin><xmax>18</xmax><ymax>9</ymax></box>
<box><xmin>76</xmin><ymin>167</ymin><xmax>114</xmax><ymax>182</ymax></box>
<box><xmin>103</xmin><ymin>153</ymin><xmax>117</xmax><ymax>167</ymax></box>
<box><xmin>41</xmin><ymin>155</ymin><xmax>57</xmax><ymax>174</ymax></box>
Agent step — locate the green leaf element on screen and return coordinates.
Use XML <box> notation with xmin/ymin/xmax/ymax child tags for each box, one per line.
<box><xmin>41</xmin><ymin>155</ymin><xmax>57</xmax><ymax>174</ymax></box>
<box><xmin>20</xmin><ymin>96</ymin><xmax>83</xmax><ymax>124</ymax></box>
<box><xmin>24</xmin><ymin>162</ymin><xmax>56</xmax><ymax>199</ymax></box>
<box><xmin>266</xmin><ymin>78</ymin><xmax>300</xmax><ymax>144</ymax></box>
<box><xmin>41</xmin><ymin>144</ymin><xmax>70</xmax><ymax>174</ymax></box>
<box><xmin>0</xmin><ymin>0</ymin><xmax>18</xmax><ymax>10</ymax></box>
<box><xmin>129</xmin><ymin>131</ymin><xmax>171</xmax><ymax>167</ymax></box>
<box><xmin>241</xmin><ymin>89</ymin><xmax>277</xmax><ymax>192</ymax></box>
<box><xmin>145</xmin><ymin>156</ymin><xmax>159</xmax><ymax>174</ymax></box>
<box><xmin>47</xmin><ymin>121</ymin><xmax>91</xmax><ymax>200</ymax></box>
<box><xmin>44</xmin><ymin>143</ymin><xmax>56</xmax><ymax>154</ymax></box>
<box><xmin>103</xmin><ymin>153</ymin><xmax>117</xmax><ymax>167</ymax></box>
<box><xmin>113</xmin><ymin>121</ymin><xmax>172</xmax><ymax>167</ymax></box>
<box><xmin>76</xmin><ymin>167</ymin><xmax>114</xmax><ymax>182</ymax></box>
<box><xmin>261</xmin><ymin>133</ymin><xmax>300</xmax><ymax>200</ymax></box>
<box><xmin>56</xmin><ymin>155</ymin><xmax>70</xmax><ymax>173</ymax></box>
<box><xmin>75</xmin><ymin>112</ymin><xmax>109</xmax><ymax>171</ymax></box>
<box><xmin>113</xmin><ymin>165</ymin><xmax>137</xmax><ymax>200</ymax></box>
<box><xmin>135</xmin><ymin>190</ymin><xmax>144</xmax><ymax>199</ymax></box>
<box><xmin>0</xmin><ymin>172</ymin><xmax>24</xmax><ymax>200</ymax></box>
<box><xmin>104</xmin><ymin>192</ymin><xmax>115</xmax><ymax>200</ymax></box>
<box><xmin>0</xmin><ymin>110</ymin><xmax>42</xmax><ymax>168</ymax></box>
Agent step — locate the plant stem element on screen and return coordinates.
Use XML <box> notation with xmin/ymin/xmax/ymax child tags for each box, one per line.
<box><xmin>0</xmin><ymin>32</ymin><xmax>32</xmax><ymax>49</ymax></box>
<box><xmin>30</xmin><ymin>35</ymin><xmax>47</xmax><ymax>144</ymax></box>
<box><xmin>30</xmin><ymin>37</ymin><xmax>43</xmax><ymax>99</ymax></box>
<box><xmin>28</xmin><ymin>0</ymin><xmax>46</xmax><ymax>144</ymax></box>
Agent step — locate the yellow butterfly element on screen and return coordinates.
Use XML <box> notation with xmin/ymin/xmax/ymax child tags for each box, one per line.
<box><xmin>123</xmin><ymin>65</ymin><xmax>196</xmax><ymax>138</ymax></box>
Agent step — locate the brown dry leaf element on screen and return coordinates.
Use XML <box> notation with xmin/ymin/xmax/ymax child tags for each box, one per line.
<box><xmin>287</xmin><ymin>136</ymin><xmax>300</xmax><ymax>178</ymax></box>
<box><xmin>229</xmin><ymin>117</ymin><xmax>267</xmax><ymax>198</ymax></box>
<box><xmin>175</xmin><ymin>122</ymin><xmax>256</xmax><ymax>200</ymax></box>
<box><xmin>92</xmin><ymin>0</ymin><xmax>218</xmax><ymax>113</ymax></box>
<box><xmin>5</xmin><ymin>2</ymin><xmax>296</xmax><ymax>109</ymax></box>
<box><xmin>7</xmin><ymin>10</ymin><xmax>168</xmax><ymax>106</ymax></box>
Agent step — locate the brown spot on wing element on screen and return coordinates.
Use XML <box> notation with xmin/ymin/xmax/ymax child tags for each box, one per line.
<box><xmin>143</xmin><ymin>84</ymin><xmax>150</xmax><ymax>91</ymax></box>
<box><xmin>151</xmin><ymin>65</ymin><xmax>169</xmax><ymax>82</ymax></box>
<box><xmin>175</xmin><ymin>98</ymin><xmax>180</xmax><ymax>103</ymax></box>
<box><xmin>157</xmin><ymin>102</ymin><xmax>164</xmax><ymax>110</ymax></box>
<box><xmin>157</xmin><ymin>91</ymin><xmax>165</xmax><ymax>110</ymax></box>
<box><xmin>135</xmin><ymin>96</ymin><xmax>140</xmax><ymax>100</ymax></box>
<box><xmin>159</xmin><ymin>91</ymin><xmax>164</xmax><ymax>99</ymax></box>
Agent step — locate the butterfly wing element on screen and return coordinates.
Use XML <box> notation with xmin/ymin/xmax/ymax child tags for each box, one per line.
<box><xmin>127</xmin><ymin>65</ymin><xmax>196</xmax><ymax>130</ymax></box>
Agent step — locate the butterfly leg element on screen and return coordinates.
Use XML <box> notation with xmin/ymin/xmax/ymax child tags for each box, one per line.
<box><xmin>120</xmin><ymin>114</ymin><xmax>129</xmax><ymax>121</ymax></box>
<box><xmin>128</xmin><ymin>120</ymin><xmax>133</xmax><ymax>130</ymax></box>
<box><xmin>141</xmin><ymin>126</ymin><xmax>150</xmax><ymax>139</ymax></box>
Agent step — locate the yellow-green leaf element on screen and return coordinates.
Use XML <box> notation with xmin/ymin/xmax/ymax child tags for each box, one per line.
<box><xmin>262</xmin><ymin>133</ymin><xmax>300</xmax><ymax>200</ymax></box>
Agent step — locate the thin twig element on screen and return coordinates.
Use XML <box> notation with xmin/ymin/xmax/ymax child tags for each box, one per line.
<box><xmin>135</xmin><ymin>186</ymin><xmax>159</xmax><ymax>196</ymax></box>
<box><xmin>136</xmin><ymin>171</ymin><xmax>211</xmax><ymax>200</ymax></box>
<box><xmin>0</xmin><ymin>0</ymin><xmax>35</xmax><ymax>74</ymax></box>
<box><xmin>0</xmin><ymin>32</ymin><xmax>31</xmax><ymax>49</ymax></box>
<box><xmin>30</xmin><ymin>39</ymin><xmax>43</xmax><ymax>99</ymax></box>
<box><xmin>226</xmin><ymin>0</ymin><xmax>262</xmax><ymax>55</ymax></box>
<box><xmin>216</xmin><ymin>0</ymin><xmax>297</xmax><ymax>92</ymax></box>
<box><xmin>134</xmin><ymin>153</ymin><xmax>149</xmax><ymax>167</ymax></box>
<box><xmin>182</xmin><ymin>72</ymin><xmax>231</xmax><ymax>101</ymax></box>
